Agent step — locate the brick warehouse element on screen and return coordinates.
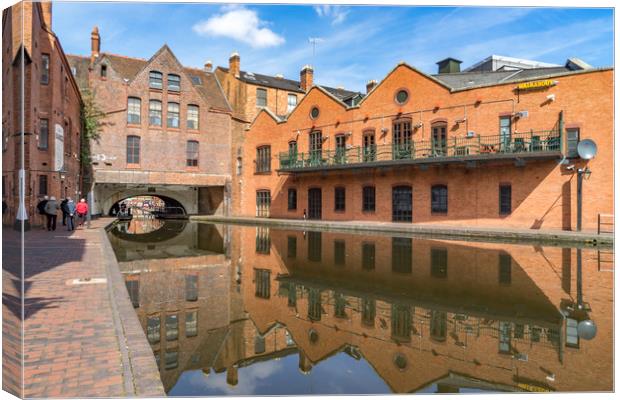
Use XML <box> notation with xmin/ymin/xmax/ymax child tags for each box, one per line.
<box><xmin>67</xmin><ymin>27</ymin><xmax>237</xmax><ymax>216</ymax></box>
<box><xmin>240</xmin><ymin>57</ymin><xmax>613</xmax><ymax>231</ymax></box>
<box><xmin>2</xmin><ymin>1</ymin><xmax>82</xmax><ymax>227</ymax></box>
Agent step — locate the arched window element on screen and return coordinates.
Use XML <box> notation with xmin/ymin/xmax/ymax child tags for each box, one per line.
<box><xmin>149</xmin><ymin>100</ymin><xmax>162</xmax><ymax>126</ymax></box>
<box><xmin>149</xmin><ymin>71</ymin><xmax>163</xmax><ymax>89</ymax></box>
<box><xmin>431</xmin><ymin>185</ymin><xmax>448</xmax><ymax>213</ymax></box>
<box><xmin>167</xmin><ymin>102</ymin><xmax>180</xmax><ymax>128</ymax></box>
<box><xmin>168</xmin><ymin>74</ymin><xmax>180</xmax><ymax>91</ymax></box>
<box><xmin>127</xmin><ymin>97</ymin><xmax>141</xmax><ymax>124</ymax></box>
<box><xmin>392</xmin><ymin>118</ymin><xmax>412</xmax><ymax>159</ymax></box>
<box><xmin>126</xmin><ymin>135</ymin><xmax>140</xmax><ymax>164</ymax></box>
<box><xmin>187</xmin><ymin>105</ymin><xmax>199</xmax><ymax>130</ymax></box>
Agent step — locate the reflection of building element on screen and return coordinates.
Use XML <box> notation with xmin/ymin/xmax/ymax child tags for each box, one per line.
<box><xmin>240</xmin><ymin>56</ymin><xmax>612</xmax><ymax>231</ymax></box>
<box><xmin>2</xmin><ymin>2</ymin><xmax>82</xmax><ymax>227</ymax></box>
<box><xmin>114</xmin><ymin>222</ymin><xmax>613</xmax><ymax>393</ymax></box>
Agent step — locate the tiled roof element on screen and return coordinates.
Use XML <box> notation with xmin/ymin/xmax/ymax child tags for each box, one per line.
<box><xmin>66</xmin><ymin>53</ymin><xmax>231</xmax><ymax>112</ymax></box>
<box><xmin>217</xmin><ymin>67</ymin><xmax>363</xmax><ymax>102</ymax></box>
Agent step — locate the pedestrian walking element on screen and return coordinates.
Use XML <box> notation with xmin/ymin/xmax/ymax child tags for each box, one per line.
<box><xmin>60</xmin><ymin>198</ymin><xmax>69</xmax><ymax>226</ymax></box>
<box><xmin>65</xmin><ymin>198</ymin><xmax>76</xmax><ymax>231</ymax></box>
<box><xmin>36</xmin><ymin>195</ymin><xmax>49</xmax><ymax>230</ymax></box>
<box><xmin>76</xmin><ymin>198</ymin><xmax>88</xmax><ymax>227</ymax></box>
<box><xmin>44</xmin><ymin>196</ymin><xmax>59</xmax><ymax>231</ymax></box>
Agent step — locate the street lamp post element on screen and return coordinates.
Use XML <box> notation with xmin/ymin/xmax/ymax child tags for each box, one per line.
<box><xmin>576</xmin><ymin>167</ymin><xmax>591</xmax><ymax>232</ymax></box>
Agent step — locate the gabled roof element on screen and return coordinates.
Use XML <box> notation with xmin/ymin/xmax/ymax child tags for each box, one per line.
<box><xmin>66</xmin><ymin>48</ymin><xmax>231</xmax><ymax>112</ymax></box>
<box><xmin>217</xmin><ymin>66</ymin><xmax>363</xmax><ymax>102</ymax></box>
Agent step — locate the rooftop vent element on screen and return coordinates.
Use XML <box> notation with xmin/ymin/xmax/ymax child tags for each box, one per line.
<box><xmin>436</xmin><ymin>57</ymin><xmax>463</xmax><ymax>74</ymax></box>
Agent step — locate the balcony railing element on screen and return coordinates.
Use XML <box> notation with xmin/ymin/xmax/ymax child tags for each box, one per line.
<box><xmin>278</xmin><ymin>130</ymin><xmax>561</xmax><ymax>171</ymax></box>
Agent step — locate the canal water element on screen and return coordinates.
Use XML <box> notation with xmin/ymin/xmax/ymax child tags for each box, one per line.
<box><xmin>107</xmin><ymin>219</ymin><xmax>613</xmax><ymax>395</ymax></box>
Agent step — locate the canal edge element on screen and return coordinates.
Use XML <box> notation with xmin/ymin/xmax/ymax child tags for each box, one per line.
<box><xmin>99</xmin><ymin>224</ymin><xmax>166</xmax><ymax>397</ymax></box>
<box><xmin>190</xmin><ymin>215</ymin><xmax>613</xmax><ymax>249</ymax></box>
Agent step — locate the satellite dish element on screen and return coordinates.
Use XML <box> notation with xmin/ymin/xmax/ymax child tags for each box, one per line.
<box><xmin>577</xmin><ymin>139</ymin><xmax>597</xmax><ymax>160</ymax></box>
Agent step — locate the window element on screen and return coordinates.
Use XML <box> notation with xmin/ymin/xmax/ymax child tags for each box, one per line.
<box><xmin>256</xmin><ymin>146</ymin><xmax>271</xmax><ymax>173</ymax></box>
<box><xmin>392</xmin><ymin>237</ymin><xmax>412</xmax><ymax>273</ymax></box>
<box><xmin>395</xmin><ymin>89</ymin><xmax>409</xmax><ymax>104</ymax></box>
<box><xmin>126</xmin><ymin>136</ymin><xmax>140</xmax><ymax>164</ymax></box>
<box><xmin>149</xmin><ymin>71</ymin><xmax>163</xmax><ymax>89</ymax></box>
<box><xmin>362</xmin><ymin>243</ymin><xmax>375</xmax><ymax>270</ymax></box>
<box><xmin>255</xmin><ymin>226</ymin><xmax>270</xmax><ymax>253</ymax></box>
<box><xmin>147</xmin><ymin>316</ymin><xmax>161</xmax><ymax>344</ymax></box>
<box><xmin>334</xmin><ymin>240</ymin><xmax>345</xmax><ymax>265</ymax></box>
<box><xmin>335</xmin><ymin>135</ymin><xmax>346</xmax><ymax>164</ymax></box>
<box><xmin>307</xmin><ymin>231</ymin><xmax>322</xmax><ymax>262</ymax></box>
<box><xmin>566</xmin><ymin>317</ymin><xmax>580</xmax><ymax>348</ymax></box>
<box><xmin>499</xmin><ymin>321</ymin><xmax>511</xmax><ymax>353</ymax></box>
<box><xmin>255</xmin><ymin>269</ymin><xmax>270</xmax><ymax>299</ymax></box>
<box><xmin>499</xmin><ymin>253</ymin><xmax>512</xmax><ymax>284</ymax></box>
<box><xmin>392</xmin><ymin>185</ymin><xmax>412</xmax><ymax>222</ymax></box>
<box><xmin>287</xmin><ymin>236</ymin><xmax>297</xmax><ymax>258</ymax></box>
<box><xmin>185</xmin><ymin>275</ymin><xmax>198</xmax><ymax>301</ymax></box>
<box><xmin>149</xmin><ymin>100</ymin><xmax>162</xmax><ymax>126</ymax></box>
<box><xmin>288</xmin><ymin>140</ymin><xmax>298</xmax><ymax>158</ymax></box>
<box><xmin>127</xmin><ymin>97</ymin><xmax>141</xmax><ymax>124</ymax></box>
<box><xmin>309</xmin><ymin>131</ymin><xmax>322</xmax><ymax>163</ymax></box>
<box><xmin>334</xmin><ymin>292</ymin><xmax>347</xmax><ymax>318</ymax></box>
<box><xmin>168</xmin><ymin>74</ymin><xmax>180</xmax><ymax>91</ymax></box>
<box><xmin>186</xmin><ymin>140</ymin><xmax>199</xmax><ymax>167</ymax></box>
<box><xmin>38</xmin><ymin>175</ymin><xmax>48</xmax><ymax>196</ymax></box>
<box><xmin>287</xmin><ymin>94</ymin><xmax>297</xmax><ymax>112</ymax></box>
<box><xmin>100</xmin><ymin>64</ymin><xmax>107</xmax><ymax>78</ymax></box>
<box><xmin>393</xmin><ymin>119</ymin><xmax>412</xmax><ymax>159</ymax></box>
<box><xmin>310</xmin><ymin>106</ymin><xmax>320</xmax><ymax>119</ymax></box>
<box><xmin>166</xmin><ymin>314</ymin><xmax>179</xmax><ymax>341</ymax></box>
<box><xmin>566</xmin><ymin>128</ymin><xmax>580</xmax><ymax>158</ymax></box>
<box><xmin>431</xmin><ymin>185</ymin><xmax>448</xmax><ymax>213</ymax></box>
<box><xmin>167</xmin><ymin>102</ymin><xmax>180</xmax><ymax>128</ymax></box>
<box><xmin>431</xmin><ymin>248</ymin><xmax>447</xmax><ymax>278</ymax></box>
<box><xmin>432</xmin><ymin>124</ymin><xmax>447</xmax><ymax>156</ymax></box>
<box><xmin>286</xmin><ymin>282</ymin><xmax>297</xmax><ymax>307</ymax></box>
<box><xmin>164</xmin><ymin>350</ymin><xmax>178</xmax><ymax>370</ymax></box>
<box><xmin>430</xmin><ymin>310</ymin><xmax>447</xmax><ymax>342</ymax></box>
<box><xmin>288</xmin><ymin>188</ymin><xmax>297</xmax><ymax>210</ymax></box>
<box><xmin>308</xmin><ymin>288</ymin><xmax>322</xmax><ymax>321</ymax></box>
<box><xmin>499</xmin><ymin>116</ymin><xmax>511</xmax><ymax>148</ymax></box>
<box><xmin>334</xmin><ymin>187</ymin><xmax>346</xmax><ymax>211</ymax></box>
<box><xmin>39</xmin><ymin>119</ymin><xmax>49</xmax><ymax>149</ymax></box>
<box><xmin>499</xmin><ymin>184</ymin><xmax>511</xmax><ymax>215</ymax></box>
<box><xmin>125</xmin><ymin>280</ymin><xmax>139</xmax><ymax>308</ymax></box>
<box><xmin>363</xmin><ymin>131</ymin><xmax>376</xmax><ymax>162</ymax></box>
<box><xmin>391</xmin><ymin>304</ymin><xmax>411</xmax><ymax>341</ymax></box>
<box><xmin>41</xmin><ymin>54</ymin><xmax>50</xmax><ymax>84</ymax></box>
<box><xmin>187</xmin><ymin>105</ymin><xmax>199</xmax><ymax>130</ymax></box>
<box><xmin>256</xmin><ymin>88</ymin><xmax>267</xmax><ymax>107</ymax></box>
<box><xmin>363</xmin><ymin>186</ymin><xmax>375</xmax><ymax>212</ymax></box>
<box><xmin>254</xmin><ymin>335</ymin><xmax>266</xmax><ymax>354</ymax></box>
<box><xmin>361</xmin><ymin>298</ymin><xmax>376</xmax><ymax>326</ymax></box>
<box><xmin>256</xmin><ymin>191</ymin><xmax>271</xmax><ymax>217</ymax></box>
<box><xmin>185</xmin><ymin>311</ymin><xmax>197</xmax><ymax>337</ymax></box>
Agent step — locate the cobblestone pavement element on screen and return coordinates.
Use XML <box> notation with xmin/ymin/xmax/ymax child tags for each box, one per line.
<box><xmin>2</xmin><ymin>219</ymin><xmax>164</xmax><ymax>398</ymax></box>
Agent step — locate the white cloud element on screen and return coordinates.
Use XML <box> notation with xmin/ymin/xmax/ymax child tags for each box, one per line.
<box><xmin>192</xmin><ymin>6</ymin><xmax>285</xmax><ymax>49</ymax></box>
<box><xmin>314</xmin><ymin>5</ymin><xmax>349</xmax><ymax>25</ymax></box>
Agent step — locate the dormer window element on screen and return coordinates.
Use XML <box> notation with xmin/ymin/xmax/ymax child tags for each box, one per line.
<box><xmin>168</xmin><ymin>74</ymin><xmax>180</xmax><ymax>92</ymax></box>
<box><xmin>100</xmin><ymin>64</ymin><xmax>107</xmax><ymax>78</ymax></box>
<box><xmin>149</xmin><ymin>71</ymin><xmax>163</xmax><ymax>89</ymax></box>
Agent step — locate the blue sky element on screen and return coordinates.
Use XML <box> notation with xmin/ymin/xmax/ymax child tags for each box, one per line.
<box><xmin>53</xmin><ymin>2</ymin><xmax>614</xmax><ymax>92</ymax></box>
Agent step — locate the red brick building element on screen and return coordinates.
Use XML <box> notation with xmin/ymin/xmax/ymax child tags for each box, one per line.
<box><xmin>2</xmin><ymin>1</ymin><xmax>82</xmax><ymax>227</ymax></box>
<box><xmin>240</xmin><ymin>57</ymin><xmax>613</xmax><ymax>231</ymax></box>
<box><xmin>67</xmin><ymin>28</ymin><xmax>235</xmax><ymax>216</ymax></box>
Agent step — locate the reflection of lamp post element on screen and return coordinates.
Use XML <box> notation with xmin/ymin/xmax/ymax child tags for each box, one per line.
<box><xmin>575</xmin><ymin>248</ymin><xmax>597</xmax><ymax>340</ymax></box>
<box><xmin>576</xmin><ymin>167</ymin><xmax>592</xmax><ymax>232</ymax></box>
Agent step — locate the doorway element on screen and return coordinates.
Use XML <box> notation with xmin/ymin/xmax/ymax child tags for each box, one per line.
<box><xmin>308</xmin><ymin>188</ymin><xmax>322</xmax><ymax>220</ymax></box>
<box><xmin>392</xmin><ymin>186</ymin><xmax>412</xmax><ymax>222</ymax></box>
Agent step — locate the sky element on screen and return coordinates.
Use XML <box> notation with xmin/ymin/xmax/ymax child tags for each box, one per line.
<box><xmin>53</xmin><ymin>2</ymin><xmax>614</xmax><ymax>92</ymax></box>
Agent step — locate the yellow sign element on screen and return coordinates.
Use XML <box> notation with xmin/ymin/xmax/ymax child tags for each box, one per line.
<box><xmin>517</xmin><ymin>383</ymin><xmax>552</xmax><ymax>392</ymax></box>
<box><xmin>517</xmin><ymin>80</ymin><xmax>557</xmax><ymax>90</ymax></box>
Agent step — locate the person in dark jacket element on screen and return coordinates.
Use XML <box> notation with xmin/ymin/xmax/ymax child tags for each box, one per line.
<box><xmin>60</xmin><ymin>198</ymin><xmax>69</xmax><ymax>226</ymax></box>
<box><xmin>65</xmin><ymin>198</ymin><xmax>76</xmax><ymax>231</ymax></box>
<box><xmin>36</xmin><ymin>196</ymin><xmax>49</xmax><ymax>230</ymax></box>
<box><xmin>44</xmin><ymin>196</ymin><xmax>59</xmax><ymax>231</ymax></box>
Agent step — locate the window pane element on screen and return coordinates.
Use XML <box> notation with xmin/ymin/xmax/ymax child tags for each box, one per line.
<box><xmin>256</xmin><ymin>88</ymin><xmax>267</xmax><ymax>107</ymax></box>
<box><xmin>38</xmin><ymin>175</ymin><xmax>48</xmax><ymax>196</ymax></box>
<box><xmin>288</xmin><ymin>188</ymin><xmax>297</xmax><ymax>210</ymax></box>
<box><xmin>431</xmin><ymin>185</ymin><xmax>448</xmax><ymax>213</ymax></box>
<box><xmin>186</xmin><ymin>141</ymin><xmax>199</xmax><ymax>167</ymax></box>
<box><xmin>168</xmin><ymin>74</ymin><xmax>180</xmax><ymax>91</ymax></box>
<box><xmin>185</xmin><ymin>311</ymin><xmax>197</xmax><ymax>337</ymax></box>
<box><xmin>41</xmin><ymin>54</ymin><xmax>50</xmax><ymax>84</ymax></box>
<box><xmin>566</xmin><ymin>128</ymin><xmax>579</xmax><ymax>158</ymax></box>
<box><xmin>255</xmin><ymin>226</ymin><xmax>270</xmax><ymax>254</ymax></box>
<box><xmin>256</xmin><ymin>191</ymin><xmax>271</xmax><ymax>218</ymax></box>
<box><xmin>164</xmin><ymin>350</ymin><xmax>178</xmax><ymax>370</ymax></box>
<box><xmin>499</xmin><ymin>185</ymin><xmax>511</xmax><ymax>215</ymax></box>
<box><xmin>149</xmin><ymin>71</ymin><xmax>163</xmax><ymax>89</ymax></box>
<box><xmin>392</xmin><ymin>237</ymin><xmax>412</xmax><ymax>273</ymax></box>
<box><xmin>127</xmin><ymin>136</ymin><xmax>140</xmax><ymax>164</ymax></box>
<box><xmin>167</xmin><ymin>102</ymin><xmax>180</xmax><ymax>128</ymax></box>
<box><xmin>39</xmin><ymin>119</ymin><xmax>49</xmax><ymax>149</ymax></box>
<box><xmin>149</xmin><ymin>100</ymin><xmax>162</xmax><ymax>126</ymax></box>
<box><xmin>287</xmin><ymin>94</ymin><xmax>297</xmax><ymax>112</ymax></box>
<box><xmin>254</xmin><ymin>269</ymin><xmax>270</xmax><ymax>299</ymax></box>
<box><xmin>187</xmin><ymin>105</ymin><xmax>199</xmax><ymax>129</ymax></box>
<box><xmin>147</xmin><ymin>316</ymin><xmax>161</xmax><ymax>344</ymax></box>
<box><xmin>185</xmin><ymin>275</ymin><xmax>198</xmax><ymax>301</ymax></box>
<box><xmin>335</xmin><ymin>187</ymin><xmax>346</xmax><ymax>211</ymax></box>
<box><xmin>256</xmin><ymin>146</ymin><xmax>271</xmax><ymax>173</ymax></box>
<box><xmin>127</xmin><ymin>97</ymin><xmax>141</xmax><ymax>124</ymax></box>
<box><xmin>363</xmin><ymin>186</ymin><xmax>375</xmax><ymax>212</ymax></box>
<box><xmin>166</xmin><ymin>314</ymin><xmax>178</xmax><ymax>341</ymax></box>
<box><xmin>307</xmin><ymin>231</ymin><xmax>322</xmax><ymax>262</ymax></box>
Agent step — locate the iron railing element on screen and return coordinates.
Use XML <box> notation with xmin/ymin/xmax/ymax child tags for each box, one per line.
<box><xmin>278</xmin><ymin>130</ymin><xmax>561</xmax><ymax>171</ymax></box>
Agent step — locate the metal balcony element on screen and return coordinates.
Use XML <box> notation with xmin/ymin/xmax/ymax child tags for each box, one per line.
<box><xmin>277</xmin><ymin>130</ymin><xmax>562</xmax><ymax>173</ymax></box>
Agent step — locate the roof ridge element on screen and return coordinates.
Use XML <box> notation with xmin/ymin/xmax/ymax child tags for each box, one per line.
<box><xmin>102</xmin><ymin>52</ymin><xmax>147</xmax><ymax>61</ymax></box>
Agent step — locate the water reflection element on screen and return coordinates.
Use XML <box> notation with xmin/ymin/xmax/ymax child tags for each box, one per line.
<box><xmin>108</xmin><ymin>221</ymin><xmax>614</xmax><ymax>395</ymax></box>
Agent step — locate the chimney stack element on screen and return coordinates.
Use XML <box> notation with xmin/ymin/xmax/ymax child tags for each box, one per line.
<box><xmin>41</xmin><ymin>1</ymin><xmax>52</xmax><ymax>30</ymax></box>
<box><xmin>229</xmin><ymin>52</ymin><xmax>240</xmax><ymax>77</ymax></box>
<box><xmin>204</xmin><ymin>60</ymin><xmax>213</xmax><ymax>72</ymax></box>
<box><xmin>90</xmin><ymin>26</ymin><xmax>100</xmax><ymax>64</ymax></box>
<box><xmin>300</xmin><ymin>65</ymin><xmax>314</xmax><ymax>92</ymax></box>
<box><xmin>366</xmin><ymin>79</ymin><xmax>378</xmax><ymax>93</ymax></box>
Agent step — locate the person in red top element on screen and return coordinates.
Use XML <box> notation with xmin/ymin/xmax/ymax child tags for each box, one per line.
<box><xmin>76</xmin><ymin>198</ymin><xmax>89</xmax><ymax>227</ymax></box>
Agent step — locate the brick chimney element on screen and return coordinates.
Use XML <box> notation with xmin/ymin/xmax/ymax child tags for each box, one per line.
<box><xmin>204</xmin><ymin>60</ymin><xmax>213</xmax><ymax>72</ymax></box>
<box><xmin>366</xmin><ymin>79</ymin><xmax>377</xmax><ymax>93</ymax></box>
<box><xmin>90</xmin><ymin>26</ymin><xmax>100</xmax><ymax>64</ymax></box>
<box><xmin>41</xmin><ymin>1</ymin><xmax>52</xmax><ymax>30</ymax></box>
<box><xmin>300</xmin><ymin>65</ymin><xmax>313</xmax><ymax>92</ymax></box>
<box><xmin>229</xmin><ymin>52</ymin><xmax>240</xmax><ymax>77</ymax></box>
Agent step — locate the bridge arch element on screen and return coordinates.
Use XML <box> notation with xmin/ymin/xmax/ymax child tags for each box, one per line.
<box><xmin>107</xmin><ymin>194</ymin><xmax>185</xmax><ymax>216</ymax></box>
<box><xmin>96</xmin><ymin>185</ymin><xmax>197</xmax><ymax>217</ymax></box>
